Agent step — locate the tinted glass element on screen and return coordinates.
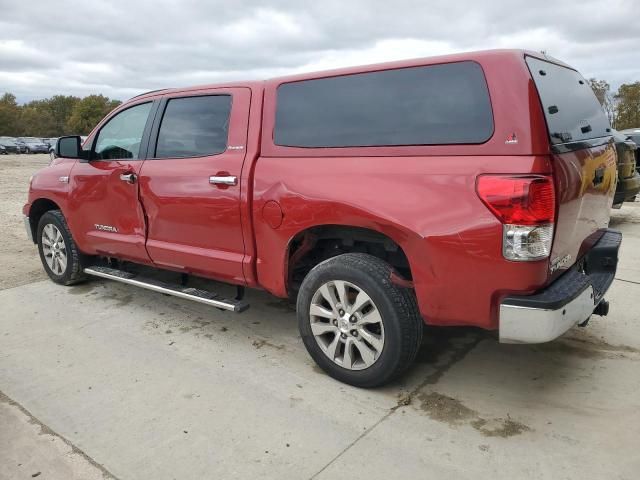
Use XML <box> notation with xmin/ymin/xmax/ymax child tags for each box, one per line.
<box><xmin>155</xmin><ymin>95</ymin><xmax>231</xmax><ymax>158</ymax></box>
<box><xmin>526</xmin><ymin>57</ymin><xmax>611</xmax><ymax>146</ymax></box>
<box><xmin>94</xmin><ymin>102</ymin><xmax>152</xmax><ymax>160</ymax></box>
<box><xmin>275</xmin><ymin>61</ymin><xmax>493</xmax><ymax>147</ymax></box>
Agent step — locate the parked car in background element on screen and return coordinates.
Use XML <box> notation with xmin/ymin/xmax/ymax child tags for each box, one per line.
<box><xmin>612</xmin><ymin>129</ymin><xmax>640</xmax><ymax>206</ymax></box>
<box><xmin>17</xmin><ymin>137</ymin><xmax>50</xmax><ymax>154</ymax></box>
<box><xmin>620</xmin><ymin>128</ymin><xmax>640</xmax><ymax>171</ymax></box>
<box><xmin>45</xmin><ymin>138</ymin><xmax>59</xmax><ymax>161</ymax></box>
<box><xmin>620</xmin><ymin>128</ymin><xmax>640</xmax><ymax>145</ymax></box>
<box><xmin>0</xmin><ymin>137</ymin><xmax>22</xmax><ymax>154</ymax></box>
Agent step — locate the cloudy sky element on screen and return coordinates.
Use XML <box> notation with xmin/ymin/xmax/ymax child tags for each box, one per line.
<box><xmin>1</xmin><ymin>0</ymin><xmax>638</xmax><ymax>103</ymax></box>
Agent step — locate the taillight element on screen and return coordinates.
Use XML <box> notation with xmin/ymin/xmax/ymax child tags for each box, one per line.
<box><xmin>476</xmin><ymin>175</ymin><xmax>555</xmax><ymax>261</ymax></box>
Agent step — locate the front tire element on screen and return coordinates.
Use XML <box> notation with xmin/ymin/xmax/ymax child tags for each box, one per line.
<box><xmin>297</xmin><ymin>253</ymin><xmax>423</xmax><ymax>387</ymax></box>
<box><xmin>37</xmin><ymin>210</ymin><xmax>88</xmax><ymax>285</ymax></box>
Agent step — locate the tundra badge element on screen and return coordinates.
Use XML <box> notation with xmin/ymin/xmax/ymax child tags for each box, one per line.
<box><xmin>95</xmin><ymin>224</ymin><xmax>118</xmax><ymax>233</ymax></box>
<box><xmin>550</xmin><ymin>253</ymin><xmax>572</xmax><ymax>273</ymax></box>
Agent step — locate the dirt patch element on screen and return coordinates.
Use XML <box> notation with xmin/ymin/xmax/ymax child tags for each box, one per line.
<box><xmin>533</xmin><ymin>334</ymin><xmax>640</xmax><ymax>360</ymax></box>
<box><xmin>471</xmin><ymin>417</ymin><xmax>530</xmax><ymax>438</ymax></box>
<box><xmin>417</xmin><ymin>392</ymin><xmax>531</xmax><ymax>438</ymax></box>
<box><xmin>179</xmin><ymin>324</ymin><xmax>203</xmax><ymax>333</ymax></box>
<box><xmin>252</xmin><ymin>338</ymin><xmax>285</xmax><ymax>351</ymax></box>
<box><xmin>100</xmin><ymin>292</ymin><xmax>134</xmax><ymax>307</ymax></box>
<box><xmin>418</xmin><ymin>391</ymin><xmax>477</xmax><ymax>424</ymax></box>
<box><xmin>562</xmin><ymin>333</ymin><xmax>640</xmax><ymax>355</ymax></box>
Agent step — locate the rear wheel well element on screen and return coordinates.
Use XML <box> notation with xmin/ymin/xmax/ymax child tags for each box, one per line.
<box><xmin>28</xmin><ymin>199</ymin><xmax>61</xmax><ymax>243</ymax></box>
<box><xmin>287</xmin><ymin>225</ymin><xmax>413</xmax><ymax>297</ymax></box>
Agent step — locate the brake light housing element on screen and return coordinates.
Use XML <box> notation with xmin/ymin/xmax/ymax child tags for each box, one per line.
<box><xmin>476</xmin><ymin>175</ymin><xmax>556</xmax><ymax>261</ymax></box>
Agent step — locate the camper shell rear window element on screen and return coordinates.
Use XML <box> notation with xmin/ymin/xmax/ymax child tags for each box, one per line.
<box><xmin>526</xmin><ymin>56</ymin><xmax>611</xmax><ymax>147</ymax></box>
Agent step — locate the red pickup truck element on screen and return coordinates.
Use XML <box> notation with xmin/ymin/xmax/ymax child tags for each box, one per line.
<box><xmin>24</xmin><ymin>50</ymin><xmax>621</xmax><ymax>387</ymax></box>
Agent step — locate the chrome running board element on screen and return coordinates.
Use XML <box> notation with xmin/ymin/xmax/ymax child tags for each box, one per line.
<box><xmin>83</xmin><ymin>266</ymin><xmax>249</xmax><ymax>313</ymax></box>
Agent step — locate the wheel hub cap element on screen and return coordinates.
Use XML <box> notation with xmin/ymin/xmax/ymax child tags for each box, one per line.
<box><xmin>338</xmin><ymin>317</ymin><xmax>350</xmax><ymax>333</ymax></box>
<box><xmin>309</xmin><ymin>280</ymin><xmax>385</xmax><ymax>371</ymax></box>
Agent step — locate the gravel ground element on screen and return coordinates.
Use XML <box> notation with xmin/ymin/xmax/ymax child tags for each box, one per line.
<box><xmin>0</xmin><ymin>154</ymin><xmax>49</xmax><ymax>290</ymax></box>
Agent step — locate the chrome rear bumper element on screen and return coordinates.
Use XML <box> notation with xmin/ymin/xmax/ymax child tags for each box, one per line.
<box><xmin>499</xmin><ymin>229</ymin><xmax>621</xmax><ymax>344</ymax></box>
<box><xmin>500</xmin><ymin>285</ymin><xmax>595</xmax><ymax>343</ymax></box>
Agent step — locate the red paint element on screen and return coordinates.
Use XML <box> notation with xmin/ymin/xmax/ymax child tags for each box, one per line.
<box><xmin>137</xmin><ymin>88</ymin><xmax>251</xmax><ymax>284</ymax></box>
<box><xmin>24</xmin><ymin>49</ymin><xmax>616</xmax><ymax>330</ymax></box>
<box><xmin>68</xmin><ymin>158</ymin><xmax>149</xmax><ymax>262</ymax></box>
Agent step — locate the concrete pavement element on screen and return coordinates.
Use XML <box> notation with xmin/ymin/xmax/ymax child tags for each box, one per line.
<box><xmin>1</xmin><ymin>204</ymin><xmax>639</xmax><ymax>479</ymax></box>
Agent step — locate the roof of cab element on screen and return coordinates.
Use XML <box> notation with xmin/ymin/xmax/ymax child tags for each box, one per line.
<box><xmin>127</xmin><ymin>49</ymin><xmax>571</xmax><ymax>102</ymax></box>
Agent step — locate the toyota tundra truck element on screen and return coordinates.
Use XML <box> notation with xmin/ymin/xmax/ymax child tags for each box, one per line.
<box><xmin>23</xmin><ymin>50</ymin><xmax>621</xmax><ymax>387</ymax></box>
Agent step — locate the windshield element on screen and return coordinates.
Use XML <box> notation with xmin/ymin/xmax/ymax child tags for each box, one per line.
<box><xmin>526</xmin><ymin>56</ymin><xmax>610</xmax><ymax>146</ymax></box>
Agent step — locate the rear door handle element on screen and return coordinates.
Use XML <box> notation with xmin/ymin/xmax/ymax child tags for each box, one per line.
<box><xmin>209</xmin><ymin>175</ymin><xmax>237</xmax><ymax>186</ymax></box>
<box><xmin>120</xmin><ymin>173</ymin><xmax>137</xmax><ymax>184</ymax></box>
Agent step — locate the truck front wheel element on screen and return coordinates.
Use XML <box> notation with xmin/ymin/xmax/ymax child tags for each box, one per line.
<box><xmin>297</xmin><ymin>253</ymin><xmax>423</xmax><ymax>387</ymax></box>
<box><xmin>37</xmin><ymin>210</ymin><xmax>88</xmax><ymax>285</ymax></box>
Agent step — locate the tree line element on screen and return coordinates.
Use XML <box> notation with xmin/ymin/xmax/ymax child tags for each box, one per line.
<box><xmin>587</xmin><ymin>79</ymin><xmax>639</xmax><ymax>130</ymax></box>
<box><xmin>0</xmin><ymin>78</ymin><xmax>639</xmax><ymax>138</ymax></box>
<box><xmin>0</xmin><ymin>93</ymin><xmax>122</xmax><ymax>137</ymax></box>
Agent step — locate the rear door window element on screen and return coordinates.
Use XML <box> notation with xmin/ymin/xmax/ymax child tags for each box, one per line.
<box><xmin>275</xmin><ymin>61</ymin><xmax>494</xmax><ymax>148</ymax></box>
<box><xmin>154</xmin><ymin>95</ymin><xmax>231</xmax><ymax>158</ymax></box>
<box><xmin>526</xmin><ymin>56</ymin><xmax>611</xmax><ymax>147</ymax></box>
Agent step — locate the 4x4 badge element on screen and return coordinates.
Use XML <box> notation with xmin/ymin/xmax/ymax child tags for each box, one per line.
<box><xmin>505</xmin><ymin>133</ymin><xmax>518</xmax><ymax>144</ymax></box>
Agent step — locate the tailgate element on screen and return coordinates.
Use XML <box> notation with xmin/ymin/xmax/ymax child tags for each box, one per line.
<box><xmin>525</xmin><ymin>55</ymin><xmax>616</xmax><ymax>276</ymax></box>
<box><xmin>550</xmin><ymin>142</ymin><xmax>616</xmax><ymax>275</ymax></box>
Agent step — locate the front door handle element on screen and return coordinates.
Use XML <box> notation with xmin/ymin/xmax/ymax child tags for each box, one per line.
<box><xmin>120</xmin><ymin>173</ymin><xmax>137</xmax><ymax>184</ymax></box>
<box><xmin>209</xmin><ymin>175</ymin><xmax>237</xmax><ymax>186</ymax></box>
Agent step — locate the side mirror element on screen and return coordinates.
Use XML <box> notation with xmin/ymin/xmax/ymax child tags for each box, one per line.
<box><xmin>55</xmin><ymin>136</ymin><xmax>82</xmax><ymax>159</ymax></box>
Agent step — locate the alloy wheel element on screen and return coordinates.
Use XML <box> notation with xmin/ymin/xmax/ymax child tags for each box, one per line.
<box><xmin>41</xmin><ymin>224</ymin><xmax>67</xmax><ymax>275</ymax></box>
<box><xmin>309</xmin><ymin>280</ymin><xmax>385</xmax><ymax>370</ymax></box>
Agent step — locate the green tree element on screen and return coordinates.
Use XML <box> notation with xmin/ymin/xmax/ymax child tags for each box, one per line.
<box><xmin>588</xmin><ymin>78</ymin><xmax>616</xmax><ymax>127</ymax></box>
<box><xmin>46</xmin><ymin>95</ymin><xmax>80</xmax><ymax>135</ymax></box>
<box><xmin>615</xmin><ymin>82</ymin><xmax>640</xmax><ymax>130</ymax></box>
<box><xmin>0</xmin><ymin>93</ymin><xmax>22</xmax><ymax>136</ymax></box>
<box><xmin>20</xmin><ymin>99</ymin><xmax>57</xmax><ymax>136</ymax></box>
<box><xmin>66</xmin><ymin>95</ymin><xmax>122</xmax><ymax>135</ymax></box>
